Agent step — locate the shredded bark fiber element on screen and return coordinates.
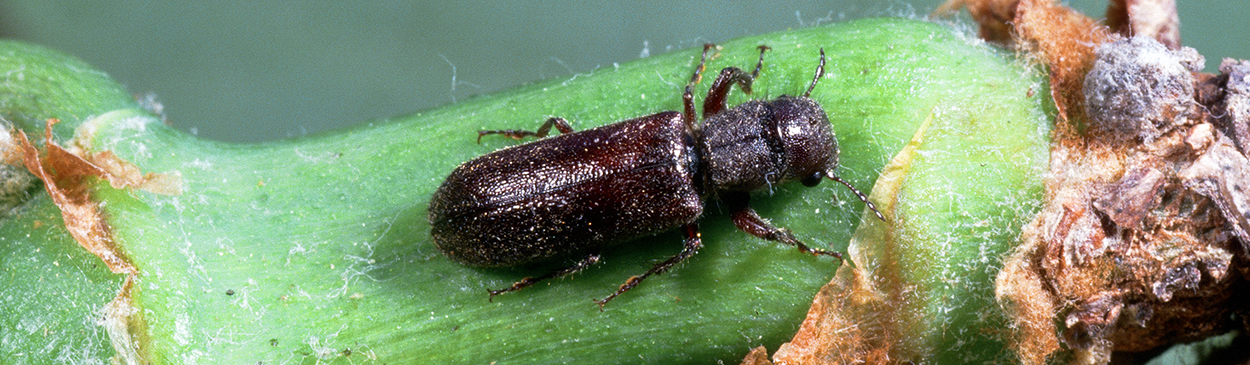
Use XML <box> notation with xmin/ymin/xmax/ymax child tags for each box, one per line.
<box><xmin>12</xmin><ymin>118</ymin><xmax>181</xmax><ymax>365</ymax></box>
<box><xmin>16</xmin><ymin>119</ymin><xmax>136</xmax><ymax>274</ymax></box>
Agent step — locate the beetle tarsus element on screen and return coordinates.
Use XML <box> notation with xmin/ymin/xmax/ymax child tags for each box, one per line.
<box><xmin>488</xmin><ymin>253</ymin><xmax>602</xmax><ymax>301</ymax></box>
<box><xmin>477</xmin><ymin>117</ymin><xmax>575</xmax><ymax>143</ymax></box>
<box><xmin>681</xmin><ymin>44</ymin><xmax>715</xmax><ymax>134</ymax></box>
<box><xmin>594</xmin><ymin>223</ymin><xmax>702</xmax><ymax>310</ymax></box>
<box><xmin>752</xmin><ymin>45</ymin><xmax>771</xmax><ymax>77</ymax></box>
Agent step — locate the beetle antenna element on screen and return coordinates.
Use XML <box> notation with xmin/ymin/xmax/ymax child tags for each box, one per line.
<box><xmin>803</xmin><ymin>48</ymin><xmax>826</xmax><ymax>98</ymax></box>
<box><xmin>828</xmin><ymin>173</ymin><xmax>885</xmax><ymax>221</ymax></box>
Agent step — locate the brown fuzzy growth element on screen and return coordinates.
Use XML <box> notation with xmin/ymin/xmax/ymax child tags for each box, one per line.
<box><xmin>933</xmin><ymin>0</ymin><xmax>1022</xmax><ymax>43</ymax></box>
<box><xmin>943</xmin><ymin>0</ymin><xmax>1250</xmax><ymax>363</ymax></box>
<box><xmin>739</xmin><ymin>346</ymin><xmax>774</xmax><ymax>365</ymax></box>
<box><xmin>1012</xmin><ymin>0</ymin><xmax>1116</xmax><ymax>137</ymax></box>
<box><xmin>1106</xmin><ymin>0</ymin><xmax>1182</xmax><ymax>49</ymax></box>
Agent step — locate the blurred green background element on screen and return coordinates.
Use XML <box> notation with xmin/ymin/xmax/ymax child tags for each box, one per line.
<box><xmin>0</xmin><ymin>0</ymin><xmax>1243</xmax><ymax>143</ymax></box>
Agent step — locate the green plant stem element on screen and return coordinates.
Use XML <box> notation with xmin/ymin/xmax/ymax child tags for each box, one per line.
<box><xmin>0</xmin><ymin>18</ymin><xmax>1052</xmax><ymax>364</ymax></box>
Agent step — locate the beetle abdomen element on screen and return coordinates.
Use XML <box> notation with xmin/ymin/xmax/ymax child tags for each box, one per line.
<box><xmin>429</xmin><ymin>112</ymin><xmax>703</xmax><ymax>267</ymax></box>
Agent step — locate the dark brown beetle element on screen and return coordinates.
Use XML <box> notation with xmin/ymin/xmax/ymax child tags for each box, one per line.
<box><xmin>429</xmin><ymin>45</ymin><xmax>882</xmax><ymax>309</ymax></box>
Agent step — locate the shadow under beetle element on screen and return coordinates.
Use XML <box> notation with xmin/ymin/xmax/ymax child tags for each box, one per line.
<box><xmin>428</xmin><ymin>44</ymin><xmax>884</xmax><ymax>310</ymax></box>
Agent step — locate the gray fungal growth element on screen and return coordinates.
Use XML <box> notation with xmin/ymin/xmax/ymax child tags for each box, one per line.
<box><xmin>1216</xmin><ymin>59</ymin><xmax>1250</xmax><ymax>155</ymax></box>
<box><xmin>1084</xmin><ymin>36</ymin><xmax>1203</xmax><ymax>141</ymax></box>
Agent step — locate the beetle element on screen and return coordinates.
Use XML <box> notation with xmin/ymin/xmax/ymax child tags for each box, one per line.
<box><xmin>428</xmin><ymin>44</ymin><xmax>883</xmax><ymax>309</ymax></box>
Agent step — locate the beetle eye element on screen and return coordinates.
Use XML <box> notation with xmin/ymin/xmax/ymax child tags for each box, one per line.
<box><xmin>801</xmin><ymin>171</ymin><xmax>824</xmax><ymax>187</ymax></box>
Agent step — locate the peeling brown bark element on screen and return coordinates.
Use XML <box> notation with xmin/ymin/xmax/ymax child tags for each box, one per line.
<box><xmin>14</xmin><ymin>118</ymin><xmax>184</xmax><ymax>365</ymax></box>
<box><xmin>17</xmin><ymin>120</ymin><xmax>135</xmax><ymax>274</ymax></box>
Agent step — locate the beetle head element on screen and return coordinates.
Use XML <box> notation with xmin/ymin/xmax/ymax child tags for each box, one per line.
<box><xmin>770</xmin><ymin>96</ymin><xmax>838</xmax><ymax>187</ymax></box>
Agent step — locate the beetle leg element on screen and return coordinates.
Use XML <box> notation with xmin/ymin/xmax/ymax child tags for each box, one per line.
<box><xmin>477</xmin><ymin>117</ymin><xmax>575</xmax><ymax>143</ymax></box>
<box><xmin>594</xmin><ymin>223</ymin><xmax>702</xmax><ymax>310</ymax></box>
<box><xmin>702</xmin><ymin>45</ymin><xmax>769</xmax><ymax>118</ymax></box>
<box><xmin>488</xmin><ymin>253</ymin><xmax>601</xmax><ymax>302</ymax></box>
<box><xmin>682</xmin><ymin>44</ymin><xmax>716</xmax><ymax>134</ymax></box>
<box><xmin>724</xmin><ymin>192</ymin><xmax>844</xmax><ymax>259</ymax></box>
